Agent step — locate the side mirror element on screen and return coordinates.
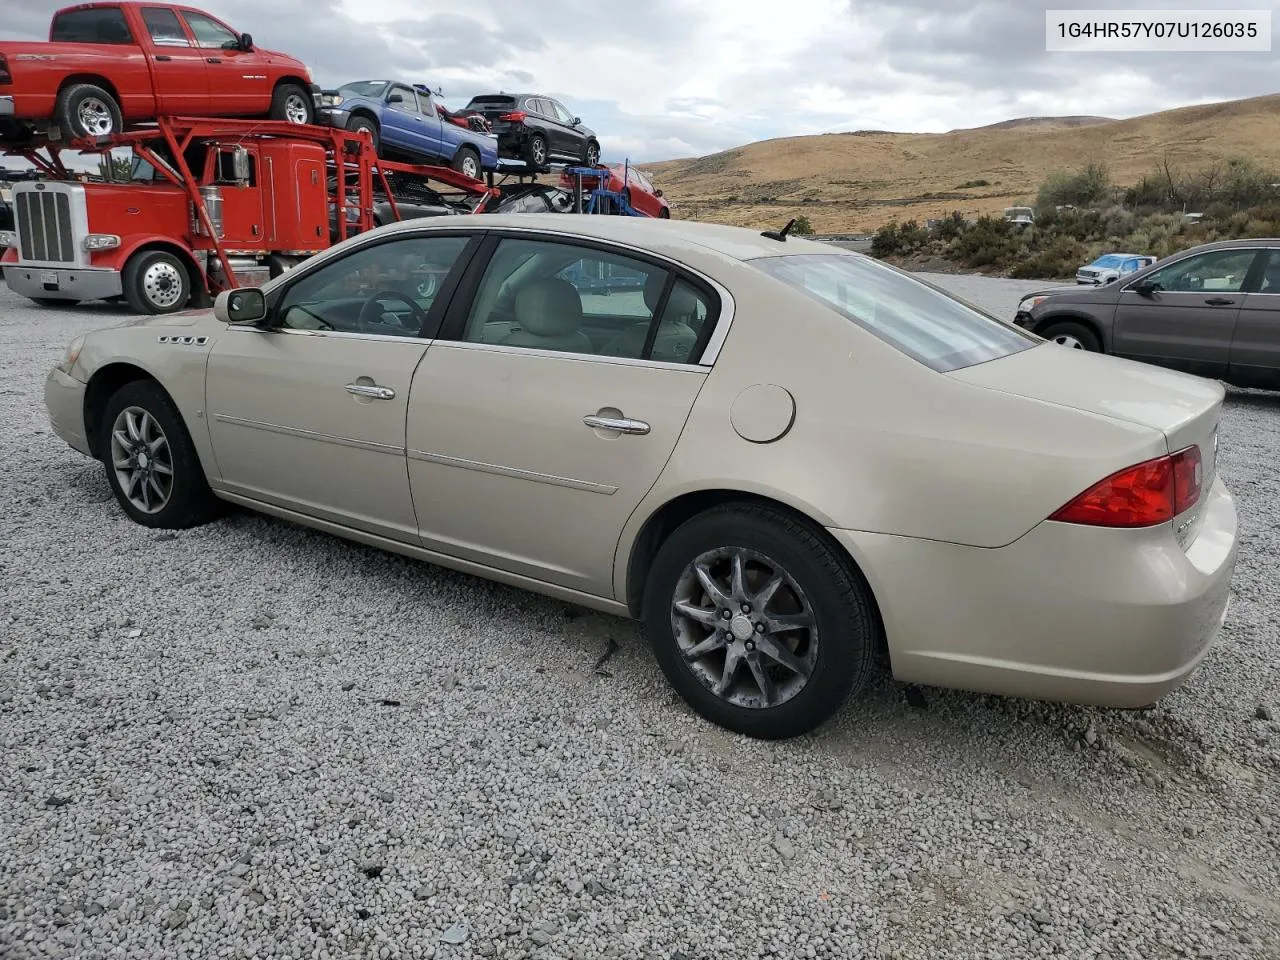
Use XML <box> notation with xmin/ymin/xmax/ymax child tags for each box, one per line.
<box><xmin>1131</xmin><ymin>279</ymin><xmax>1156</xmax><ymax>297</ymax></box>
<box><xmin>572</xmin><ymin>117</ymin><xmax>581</xmax><ymax>126</ymax></box>
<box><xmin>215</xmin><ymin>287</ymin><xmax>267</xmax><ymax>325</ymax></box>
<box><xmin>238</xmin><ymin>33</ymin><xmax>253</xmax><ymax>51</ymax></box>
<box><xmin>654</xmin><ymin>189</ymin><xmax>663</xmax><ymax>198</ymax></box>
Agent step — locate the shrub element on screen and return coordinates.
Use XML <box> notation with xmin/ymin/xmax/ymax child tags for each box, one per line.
<box><xmin>791</xmin><ymin>215</ymin><xmax>814</xmax><ymax>235</ymax></box>
<box><xmin>956</xmin><ymin>179</ymin><xmax>990</xmax><ymax>189</ymax></box>
<box><xmin>1036</xmin><ymin>162</ymin><xmax>1111</xmax><ymax>213</ymax></box>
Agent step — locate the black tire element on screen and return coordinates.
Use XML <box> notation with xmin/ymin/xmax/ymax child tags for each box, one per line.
<box><xmin>451</xmin><ymin>146</ymin><xmax>481</xmax><ymax>181</ymax></box>
<box><xmin>642</xmin><ymin>503</ymin><xmax>880</xmax><ymax>740</ymax></box>
<box><xmin>270</xmin><ymin>83</ymin><xmax>314</xmax><ymax>125</ymax></box>
<box><xmin>98</xmin><ymin>380</ymin><xmax>219</xmax><ymax>529</ymax></box>
<box><xmin>1037</xmin><ymin>319</ymin><xmax>1101</xmax><ymax>352</ymax></box>
<box><xmin>123</xmin><ymin>250</ymin><xmax>192</xmax><ymax>315</ymax></box>
<box><xmin>55</xmin><ymin>83</ymin><xmax>122</xmax><ymax>140</ymax></box>
<box><xmin>348</xmin><ymin>115</ymin><xmax>379</xmax><ymax>153</ymax></box>
<box><xmin>583</xmin><ymin>140</ymin><xmax>600</xmax><ymax>166</ymax></box>
<box><xmin>31</xmin><ymin>297</ymin><xmax>81</xmax><ymax>307</ymax></box>
<box><xmin>523</xmin><ymin>134</ymin><xmax>548</xmax><ymax>167</ymax></box>
<box><xmin>659</xmin><ymin>207</ymin><xmax>670</xmax><ymax>219</ymax></box>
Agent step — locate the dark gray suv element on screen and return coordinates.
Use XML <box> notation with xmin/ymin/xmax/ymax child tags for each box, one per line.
<box><xmin>1014</xmin><ymin>237</ymin><xmax>1280</xmax><ymax>390</ymax></box>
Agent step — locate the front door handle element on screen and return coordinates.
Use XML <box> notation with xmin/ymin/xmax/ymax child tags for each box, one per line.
<box><xmin>1203</xmin><ymin>297</ymin><xmax>1235</xmax><ymax>306</ymax></box>
<box><xmin>583</xmin><ymin>414</ymin><xmax>650</xmax><ymax>435</ymax></box>
<box><xmin>206</xmin><ymin>57</ymin><xmax>222</xmax><ymax>64</ymax></box>
<box><xmin>346</xmin><ymin>383</ymin><xmax>395</xmax><ymax>400</ymax></box>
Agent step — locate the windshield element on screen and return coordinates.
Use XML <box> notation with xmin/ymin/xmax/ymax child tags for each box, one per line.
<box><xmin>339</xmin><ymin>81</ymin><xmax>389</xmax><ymax>99</ymax></box>
<box><xmin>1090</xmin><ymin>255</ymin><xmax>1127</xmax><ymax>268</ymax></box>
<box><xmin>750</xmin><ymin>253</ymin><xmax>1038</xmax><ymax>372</ymax></box>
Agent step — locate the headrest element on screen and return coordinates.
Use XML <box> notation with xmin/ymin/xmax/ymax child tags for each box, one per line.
<box><xmin>642</xmin><ymin>272</ymin><xmax>667</xmax><ymax>312</ymax></box>
<box><xmin>514</xmin><ymin>279</ymin><xmax>584</xmax><ymax>336</ymax></box>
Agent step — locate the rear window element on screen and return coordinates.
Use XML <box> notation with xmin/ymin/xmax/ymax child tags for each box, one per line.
<box><xmin>750</xmin><ymin>253</ymin><xmax>1038</xmax><ymax>372</ymax></box>
<box><xmin>466</xmin><ymin>96</ymin><xmax>516</xmax><ymax>108</ymax></box>
<box><xmin>51</xmin><ymin>7</ymin><xmax>134</xmax><ymax>44</ymax></box>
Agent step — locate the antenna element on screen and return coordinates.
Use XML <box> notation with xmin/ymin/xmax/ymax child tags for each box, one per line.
<box><xmin>761</xmin><ymin>218</ymin><xmax>796</xmax><ymax>242</ymax></box>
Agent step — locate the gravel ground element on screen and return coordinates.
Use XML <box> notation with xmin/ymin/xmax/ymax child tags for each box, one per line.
<box><xmin>1</xmin><ymin>279</ymin><xmax>1278</xmax><ymax>960</ymax></box>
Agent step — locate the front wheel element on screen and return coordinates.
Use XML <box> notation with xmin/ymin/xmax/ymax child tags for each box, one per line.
<box><xmin>270</xmin><ymin>83</ymin><xmax>314</xmax><ymax>125</ymax></box>
<box><xmin>1038</xmin><ymin>320</ymin><xmax>1100</xmax><ymax>351</ymax></box>
<box><xmin>642</xmin><ymin>503</ymin><xmax>879</xmax><ymax>739</ymax></box>
<box><xmin>451</xmin><ymin>146</ymin><xmax>481</xmax><ymax>181</ymax></box>
<box><xmin>123</xmin><ymin>250</ymin><xmax>191</xmax><ymax>315</ymax></box>
<box><xmin>347</xmin><ymin>115</ymin><xmax>380</xmax><ymax>153</ymax></box>
<box><xmin>98</xmin><ymin>380</ymin><xmax>220</xmax><ymax>529</ymax></box>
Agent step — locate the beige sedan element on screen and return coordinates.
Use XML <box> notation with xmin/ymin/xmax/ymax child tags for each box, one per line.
<box><xmin>44</xmin><ymin>215</ymin><xmax>1238</xmax><ymax>738</ymax></box>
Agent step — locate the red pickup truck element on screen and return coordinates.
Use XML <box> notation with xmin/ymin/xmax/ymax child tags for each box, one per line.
<box><xmin>0</xmin><ymin>3</ymin><xmax>319</xmax><ymax>141</ymax></box>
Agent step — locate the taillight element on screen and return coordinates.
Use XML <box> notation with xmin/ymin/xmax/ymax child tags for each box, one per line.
<box><xmin>0</xmin><ymin>55</ymin><xmax>11</xmax><ymax>85</ymax></box>
<box><xmin>499</xmin><ymin>111</ymin><xmax>526</xmax><ymax>123</ymax></box>
<box><xmin>1049</xmin><ymin>445</ymin><xmax>1202</xmax><ymax>528</ymax></box>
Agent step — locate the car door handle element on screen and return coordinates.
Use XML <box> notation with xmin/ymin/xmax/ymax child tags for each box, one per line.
<box><xmin>346</xmin><ymin>383</ymin><xmax>396</xmax><ymax>400</ymax></box>
<box><xmin>583</xmin><ymin>414</ymin><xmax>650</xmax><ymax>435</ymax></box>
<box><xmin>1203</xmin><ymin>297</ymin><xmax>1235</xmax><ymax>306</ymax></box>
<box><xmin>154</xmin><ymin>55</ymin><xmax>172</xmax><ymax>62</ymax></box>
<box><xmin>206</xmin><ymin>57</ymin><xmax>221</xmax><ymax>63</ymax></box>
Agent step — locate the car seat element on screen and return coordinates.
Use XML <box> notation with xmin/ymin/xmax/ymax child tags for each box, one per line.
<box><xmin>1261</xmin><ymin>262</ymin><xmax>1280</xmax><ymax>292</ymax></box>
<box><xmin>601</xmin><ymin>273</ymin><xmax>701</xmax><ymax>362</ymax></box>
<box><xmin>499</xmin><ymin>278</ymin><xmax>593</xmax><ymax>353</ymax></box>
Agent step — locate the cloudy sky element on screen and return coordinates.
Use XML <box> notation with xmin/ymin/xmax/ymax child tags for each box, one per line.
<box><xmin>4</xmin><ymin>0</ymin><xmax>1277</xmax><ymax>162</ymax></box>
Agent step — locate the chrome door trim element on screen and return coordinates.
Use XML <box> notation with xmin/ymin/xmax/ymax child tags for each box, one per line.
<box><xmin>583</xmin><ymin>415</ymin><xmax>650</xmax><ymax>435</ymax></box>
<box><xmin>345</xmin><ymin>383</ymin><xmax>396</xmax><ymax>400</ymax></box>
<box><xmin>225</xmin><ymin>326</ymin><xmax>432</xmax><ymax>345</ymax></box>
<box><xmin>406</xmin><ymin>448</ymin><xmax>618</xmax><ymax>495</ymax></box>
<box><xmin>435</xmin><ymin>339</ymin><xmax>713</xmax><ymax>373</ymax></box>
<box><xmin>213</xmin><ymin>413</ymin><xmax>405</xmax><ymax>456</ymax></box>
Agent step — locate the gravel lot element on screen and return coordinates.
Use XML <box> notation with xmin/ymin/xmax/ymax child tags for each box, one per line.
<box><xmin>2</xmin><ymin>277</ymin><xmax>1278</xmax><ymax>960</ymax></box>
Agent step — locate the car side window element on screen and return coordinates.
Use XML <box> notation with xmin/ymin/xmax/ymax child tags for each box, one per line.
<box><xmin>276</xmin><ymin>236</ymin><xmax>471</xmax><ymax>337</ymax></box>
<box><xmin>387</xmin><ymin>87</ymin><xmax>416</xmax><ymax>114</ymax></box>
<box><xmin>1258</xmin><ymin>250</ymin><xmax>1280</xmax><ymax>294</ymax></box>
<box><xmin>551</xmin><ymin>101</ymin><xmax>575</xmax><ymax>124</ymax></box>
<box><xmin>1142</xmin><ymin>249</ymin><xmax>1259</xmax><ymax>294</ymax></box>
<box><xmin>181</xmin><ymin>11</ymin><xmax>239</xmax><ymax>48</ymax></box>
<box><xmin>51</xmin><ymin>8</ymin><xmax>135</xmax><ymax>44</ymax></box>
<box><xmin>141</xmin><ymin>7</ymin><xmax>191</xmax><ymax>46</ymax></box>
<box><xmin>461</xmin><ymin>237</ymin><xmax>713</xmax><ymax>363</ymax></box>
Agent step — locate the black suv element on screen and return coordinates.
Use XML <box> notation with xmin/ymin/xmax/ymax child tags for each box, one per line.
<box><xmin>463</xmin><ymin>93</ymin><xmax>600</xmax><ymax>168</ymax></box>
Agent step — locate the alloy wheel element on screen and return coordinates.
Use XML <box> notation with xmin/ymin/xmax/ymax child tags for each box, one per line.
<box><xmin>78</xmin><ymin>98</ymin><xmax>115</xmax><ymax>136</ymax></box>
<box><xmin>142</xmin><ymin>261</ymin><xmax>185</xmax><ymax>309</ymax></box>
<box><xmin>670</xmin><ymin>547</ymin><xmax>819</xmax><ymax>709</ymax></box>
<box><xmin>109</xmin><ymin>407</ymin><xmax>174</xmax><ymax>514</ymax></box>
<box><xmin>285</xmin><ymin>94</ymin><xmax>310</xmax><ymax>124</ymax></box>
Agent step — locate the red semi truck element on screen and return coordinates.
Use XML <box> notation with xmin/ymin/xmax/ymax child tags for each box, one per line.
<box><xmin>0</xmin><ymin>3</ymin><xmax>319</xmax><ymax>142</ymax></box>
<box><xmin>0</xmin><ymin>119</ymin><xmax>492</xmax><ymax>313</ymax></box>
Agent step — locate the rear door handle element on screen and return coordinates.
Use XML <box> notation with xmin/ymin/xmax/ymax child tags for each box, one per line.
<box><xmin>346</xmin><ymin>383</ymin><xmax>395</xmax><ymax>400</ymax></box>
<box><xmin>583</xmin><ymin>414</ymin><xmax>650</xmax><ymax>435</ymax></box>
<box><xmin>1204</xmin><ymin>297</ymin><xmax>1235</xmax><ymax>306</ymax></box>
<box><xmin>154</xmin><ymin>55</ymin><xmax>172</xmax><ymax>62</ymax></box>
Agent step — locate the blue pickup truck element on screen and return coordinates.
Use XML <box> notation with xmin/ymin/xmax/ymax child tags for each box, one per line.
<box><xmin>316</xmin><ymin>80</ymin><xmax>499</xmax><ymax>180</ymax></box>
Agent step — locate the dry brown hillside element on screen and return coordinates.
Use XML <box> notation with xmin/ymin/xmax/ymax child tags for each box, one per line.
<box><xmin>640</xmin><ymin>94</ymin><xmax>1280</xmax><ymax>233</ymax></box>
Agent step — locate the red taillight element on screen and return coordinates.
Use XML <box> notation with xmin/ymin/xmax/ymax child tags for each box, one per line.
<box><xmin>1049</xmin><ymin>445</ymin><xmax>1202</xmax><ymax>528</ymax></box>
<box><xmin>499</xmin><ymin>111</ymin><xmax>526</xmax><ymax>123</ymax></box>
<box><xmin>0</xmin><ymin>55</ymin><xmax>11</xmax><ymax>85</ymax></box>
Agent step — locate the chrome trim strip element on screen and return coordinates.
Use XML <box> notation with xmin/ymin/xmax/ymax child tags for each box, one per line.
<box><xmin>226</xmin><ymin>326</ymin><xmax>431</xmax><ymax>344</ymax></box>
<box><xmin>406</xmin><ymin>448</ymin><xmax>617</xmax><ymax>495</ymax></box>
<box><xmin>435</xmin><ymin>339</ymin><xmax>709</xmax><ymax>373</ymax></box>
<box><xmin>213</xmin><ymin>414</ymin><xmax>404</xmax><ymax>455</ymax></box>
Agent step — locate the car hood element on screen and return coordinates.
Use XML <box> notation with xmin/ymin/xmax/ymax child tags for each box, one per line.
<box><xmin>950</xmin><ymin>343</ymin><xmax>1223</xmax><ymax>459</ymax></box>
<box><xmin>119</xmin><ymin>309</ymin><xmax>206</xmax><ymax>329</ymax></box>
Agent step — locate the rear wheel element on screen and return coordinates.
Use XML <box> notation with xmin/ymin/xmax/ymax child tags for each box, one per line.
<box><xmin>270</xmin><ymin>83</ymin><xmax>314</xmax><ymax>125</ymax></box>
<box><xmin>642</xmin><ymin>503</ymin><xmax>879</xmax><ymax>739</ymax></box>
<box><xmin>1038</xmin><ymin>319</ymin><xmax>1100</xmax><ymax>351</ymax></box>
<box><xmin>451</xmin><ymin>146</ymin><xmax>481</xmax><ymax>181</ymax></box>
<box><xmin>123</xmin><ymin>250</ymin><xmax>191</xmax><ymax>315</ymax></box>
<box><xmin>583</xmin><ymin>140</ymin><xmax>600</xmax><ymax>166</ymax></box>
<box><xmin>98</xmin><ymin>380</ymin><xmax>219</xmax><ymax>529</ymax></box>
<box><xmin>55</xmin><ymin>83</ymin><xmax>122</xmax><ymax>140</ymax></box>
<box><xmin>348</xmin><ymin>115</ymin><xmax>380</xmax><ymax>153</ymax></box>
<box><xmin>524</xmin><ymin>133</ymin><xmax>548</xmax><ymax>167</ymax></box>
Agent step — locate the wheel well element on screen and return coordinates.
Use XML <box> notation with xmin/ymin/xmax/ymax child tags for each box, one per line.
<box><xmin>1034</xmin><ymin>312</ymin><xmax>1105</xmax><ymax>346</ymax></box>
<box><xmin>82</xmin><ymin>363</ymin><xmax>157</xmax><ymax>458</ymax></box>
<box><xmin>274</xmin><ymin>76</ymin><xmax>311</xmax><ymax>94</ymax></box>
<box><xmin>348</xmin><ymin>109</ymin><xmax>379</xmax><ymax>128</ymax></box>
<box><xmin>57</xmin><ymin>75</ymin><xmax>122</xmax><ymax>106</ymax></box>
<box><xmin>623</xmin><ymin>490</ymin><xmax>888</xmax><ymax>655</ymax></box>
<box><xmin>124</xmin><ymin>243</ymin><xmax>208</xmax><ymax>307</ymax></box>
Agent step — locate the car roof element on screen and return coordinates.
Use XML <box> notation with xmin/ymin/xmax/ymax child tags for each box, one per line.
<box><xmin>372</xmin><ymin>213</ymin><xmax>841</xmax><ymax>262</ymax></box>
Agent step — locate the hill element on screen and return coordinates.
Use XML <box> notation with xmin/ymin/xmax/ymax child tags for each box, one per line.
<box><xmin>641</xmin><ymin>94</ymin><xmax>1280</xmax><ymax>233</ymax></box>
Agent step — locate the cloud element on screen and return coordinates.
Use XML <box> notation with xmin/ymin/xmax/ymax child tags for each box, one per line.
<box><xmin>4</xmin><ymin>0</ymin><xmax>1277</xmax><ymax>163</ymax></box>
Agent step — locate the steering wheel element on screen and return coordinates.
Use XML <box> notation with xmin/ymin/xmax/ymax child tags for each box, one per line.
<box><xmin>356</xmin><ymin>290</ymin><xmax>429</xmax><ymax>335</ymax></box>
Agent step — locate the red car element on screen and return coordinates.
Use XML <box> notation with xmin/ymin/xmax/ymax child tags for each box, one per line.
<box><xmin>0</xmin><ymin>3</ymin><xmax>319</xmax><ymax>141</ymax></box>
<box><xmin>560</xmin><ymin>163</ymin><xmax>669</xmax><ymax>218</ymax></box>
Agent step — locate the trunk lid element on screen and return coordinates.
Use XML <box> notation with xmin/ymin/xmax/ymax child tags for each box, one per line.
<box><xmin>466</xmin><ymin>95</ymin><xmax>519</xmax><ymax>132</ymax></box>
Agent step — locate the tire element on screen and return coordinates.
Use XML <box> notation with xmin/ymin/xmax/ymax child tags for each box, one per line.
<box><xmin>270</xmin><ymin>83</ymin><xmax>314</xmax><ymax>125</ymax></box>
<box><xmin>98</xmin><ymin>380</ymin><xmax>219</xmax><ymax>529</ymax></box>
<box><xmin>348</xmin><ymin>115</ymin><xmax>379</xmax><ymax>153</ymax></box>
<box><xmin>523</xmin><ymin>134</ymin><xmax>548</xmax><ymax>167</ymax></box>
<box><xmin>583</xmin><ymin>140</ymin><xmax>600</xmax><ymax>166</ymax></box>
<box><xmin>659</xmin><ymin>207</ymin><xmax>670</xmax><ymax>219</ymax></box>
<box><xmin>123</xmin><ymin>250</ymin><xmax>192</xmax><ymax>315</ymax></box>
<box><xmin>1038</xmin><ymin>319</ymin><xmax>1101</xmax><ymax>351</ymax></box>
<box><xmin>451</xmin><ymin>146</ymin><xmax>481</xmax><ymax>181</ymax></box>
<box><xmin>642</xmin><ymin>502</ymin><xmax>879</xmax><ymax>739</ymax></box>
<box><xmin>31</xmin><ymin>297</ymin><xmax>81</xmax><ymax>307</ymax></box>
<box><xmin>55</xmin><ymin>83</ymin><xmax>122</xmax><ymax>140</ymax></box>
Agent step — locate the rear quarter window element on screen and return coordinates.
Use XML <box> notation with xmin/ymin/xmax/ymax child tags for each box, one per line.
<box><xmin>750</xmin><ymin>253</ymin><xmax>1039</xmax><ymax>372</ymax></box>
<box><xmin>51</xmin><ymin>7</ymin><xmax>135</xmax><ymax>44</ymax></box>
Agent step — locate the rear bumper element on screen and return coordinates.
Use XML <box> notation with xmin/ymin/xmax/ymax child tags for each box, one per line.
<box><xmin>45</xmin><ymin>367</ymin><xmax>91</xmax><ymax>457</ymax></box>
<box><xmin>3</xmin><ymin>264</ymin><xmax>122</xmax><ymax>301</ymax></box>
<box><xmin>831</xmin><ymin>475</ymin><xmax>1238</xmax><ymax>708</ymax></box>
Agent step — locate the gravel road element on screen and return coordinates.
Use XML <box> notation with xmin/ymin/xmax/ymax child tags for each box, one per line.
<box><xmin>1</xmin><ymin>279</ymin><xmax>1278</xmax><ymax>960</ymax></box>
